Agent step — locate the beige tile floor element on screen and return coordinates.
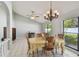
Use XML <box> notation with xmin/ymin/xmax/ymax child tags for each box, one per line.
<box><xmin>8</xmin><ymin>37</ymin><xmax>28</xmax><ymax>57</ymax></box>
<box><xmin>8</xmin><ymin>37</ymin><xmax>78</xmax><ymax>57</ymax></box>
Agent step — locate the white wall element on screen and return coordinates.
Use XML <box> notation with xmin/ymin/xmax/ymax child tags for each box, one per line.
<box><xmin>0</xmin><ymin>5</ymin><xmax>7</xmax><ymax>42</ymax></box>
<box><xmin>13</xmin><ymin>13</ymin><xmax>43</xmax><ymax>38</ymax></box>
<box><xmin>12</xmin><ymin>12</ymin><xmax>15</xmax><ymax>27</ymax></box>
<box><xmin>51</xmin><ymin>18</ymin><xmax>63</xmax><ymax>35</ymax></box>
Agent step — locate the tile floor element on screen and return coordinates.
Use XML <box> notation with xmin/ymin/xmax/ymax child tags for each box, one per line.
<box><xmin>8</xmin><ymin>37</ymin><xmax>78</xmax><ymax>57</ymax></box>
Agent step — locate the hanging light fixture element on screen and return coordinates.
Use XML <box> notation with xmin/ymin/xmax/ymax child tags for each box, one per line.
<box><xmin>44</xmin><ymin>1</ymin><xmax>59</xmax><ymax>21</ymax></box>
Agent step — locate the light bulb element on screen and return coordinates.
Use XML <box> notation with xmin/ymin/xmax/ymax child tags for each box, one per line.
<box><xmin>46</xmin><ymin>11</ymin><xmax>50</xmax><ymax>14</ymax></box>
<box><xmin>31</xmin><ymin>16</ymin><xmax>35</xmax><ymax>19</ymax></box>
<box><xmin>57</xmin><ymin>12</ymin><xmax>59</xmax><ymax>15</ymax></box>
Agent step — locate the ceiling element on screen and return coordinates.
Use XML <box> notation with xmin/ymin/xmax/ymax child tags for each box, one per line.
<box><xmin>12</xmin><ymin>1</ymin><xmax>79</xmax><ymax>23</ymax></box>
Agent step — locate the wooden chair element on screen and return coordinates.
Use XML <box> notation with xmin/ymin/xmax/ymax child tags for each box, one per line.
<box><xmin>36</xmin><ymin>33</ymin><xmax>46</xmax><ymax>55</ymax></box>
<box><xmin>58</xmin><ymin>34</ymin><xmax>64</xmax><ymax>55</ymax></box>
<box><xmin>43</xmin><ymin>36</ymin><xmax>55</xmax><ymax>56</ymax></box>
<box><xmin>27</xmin><ymin>38</ymin><xmax>36</xmax><ymax>56</ymax></box>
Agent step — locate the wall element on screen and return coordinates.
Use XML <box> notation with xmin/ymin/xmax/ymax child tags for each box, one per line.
<box><xmin>12</xmin><ymin>12</ymin><xmax>15</xmax><ymax>28</ymax></box>
<box><xmin>0</xmin><ymin>5</ymin><xmax>7</xmax><ymax>42</ymax></box>
<box><xmin>52</xmin><ymin>19</ymin><xmax>63</xmax><ymax>35</ymax></box>
<box><xmin>13</xmin><ymin>13</ymin><xmax>43</xmax><ymax>38</ymax></box>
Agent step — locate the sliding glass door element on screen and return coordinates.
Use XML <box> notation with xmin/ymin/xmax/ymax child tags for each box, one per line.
<box><xmin>64</xmin><ymin>18</ymin><xmax>79</xmax><ymax>50</ymax></box>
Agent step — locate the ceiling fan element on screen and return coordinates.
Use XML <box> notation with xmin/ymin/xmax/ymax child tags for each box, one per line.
<box><xmin>26</xmin><ymin>11</ymin><xmax>39</xmax><ymax>20</ymax></box>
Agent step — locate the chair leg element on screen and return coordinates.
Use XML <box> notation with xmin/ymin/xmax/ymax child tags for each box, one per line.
<box><xmin>44</xmin><ymin>50</ymin><xmax>48</xmax><ymax>56</ymax></box>
<box><xmin>55</xmin><ymin>47</ymin><xmax>58</xmax><ymax>53</ymax></box>
<box><xmin>27</xmin><ymin>49</ymin><xmax>32</xmax><ymax>57</ymax></box>
<box><xmin>37</xmin><ymin>49</ymin><xmax>38</xmax><ymax>55</ymax></box>
<box><xmin>27</xmin><ymin>49</ymin><xmax>29</xmax><ymax>55</ymax></box>
<box><xmin>45</xmin><ymin>51</ymin><xmax>47</xmax><ymax>56</ymax></box>
<box><xmin>52</xmin><ymin>50</ymin><xmax>54</xmax><ymax>55</ymax></box>
<box><xmin>41</xmin><ymin>48</ymin><xmax>45</xmax><ymax>55</ymax></box>
<box><xmin>61</xmin><ymin>47</ymin><xmax>64</xmax><ymax>55</ymax></box>
<box><xmin>32</xmin><ymin>51</ymin><xmax>35</xmax><ymax>57</ymax></box>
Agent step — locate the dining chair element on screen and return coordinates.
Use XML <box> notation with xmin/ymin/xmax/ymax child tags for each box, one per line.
<box><xmin>57</xmin><ymin>34</ymin><xmax>64</xmax><ymax>55</ymax></box>
<box><xmin>27</xmin><ymin>38</ymin><xmax>37</xmax><ymax>56</ymax></box>
<box><xmin>27</xmin><ymin>37</ymin><xmax>42</xmax><ymax>56</ymax></box>
<box><xmin>43</xmin><ymin>36</ymin><xmax>55</xmax><ymax>56</ymax></box>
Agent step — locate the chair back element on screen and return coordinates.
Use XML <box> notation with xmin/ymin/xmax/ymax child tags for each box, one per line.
<box><xmin>46</xmin><ymin>36</ymin><xmax>55</xmax><ymax>49</ymax></box>
<box><xmin>47</xmin><ymin>36</ymin><xmax>54</xmax><ymax>42</ymax></box>
<box><xmin>58</xmin><ymin>34</ymin><xmax>64</xmax><ymax>39</ymax></box>
<box><xmin>36</xmin><ymin>33</ymin><xmax>42</xmax><ymax>37</ymax></box>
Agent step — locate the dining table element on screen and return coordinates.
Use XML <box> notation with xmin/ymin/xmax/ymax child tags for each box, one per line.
<box><xmin>28</xmin><ymin>37</ymin><xmax>47</xmax><ymax>54</ymax></box>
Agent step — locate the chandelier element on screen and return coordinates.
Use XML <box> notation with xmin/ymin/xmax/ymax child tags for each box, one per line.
<box><xmin>44</xmin><ymin>1</ymin><xmax>59</xmax><ymax>21</ymax></box>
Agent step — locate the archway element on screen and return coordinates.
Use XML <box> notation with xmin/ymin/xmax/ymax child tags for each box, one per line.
<box><xmin>0</xmin><ymin>2</ymin><xmax>11</xmax><ymax>56</ymax></box>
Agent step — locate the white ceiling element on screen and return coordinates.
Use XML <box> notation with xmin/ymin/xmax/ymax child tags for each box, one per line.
<box><xmin>12</xmin><ymin>1</ymin><xmax>79</xmax><ymax>23</ymax></box>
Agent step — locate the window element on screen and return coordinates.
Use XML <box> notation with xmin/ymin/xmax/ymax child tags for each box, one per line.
<box><xmin>64</xmin><ymin>18</ymin><xmax>79</xmax><ymax>50</ymax></box>
<box><xmin>44</xmin><ymin>22</ymin><xmax>52</xmax><ymax>35</ymax></box>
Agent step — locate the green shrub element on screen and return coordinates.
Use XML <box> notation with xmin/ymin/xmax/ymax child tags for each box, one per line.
<box><xmin>64</xmin><ymin>33</ymin><xmax>77</xmax><ymax>45</ymax></box>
